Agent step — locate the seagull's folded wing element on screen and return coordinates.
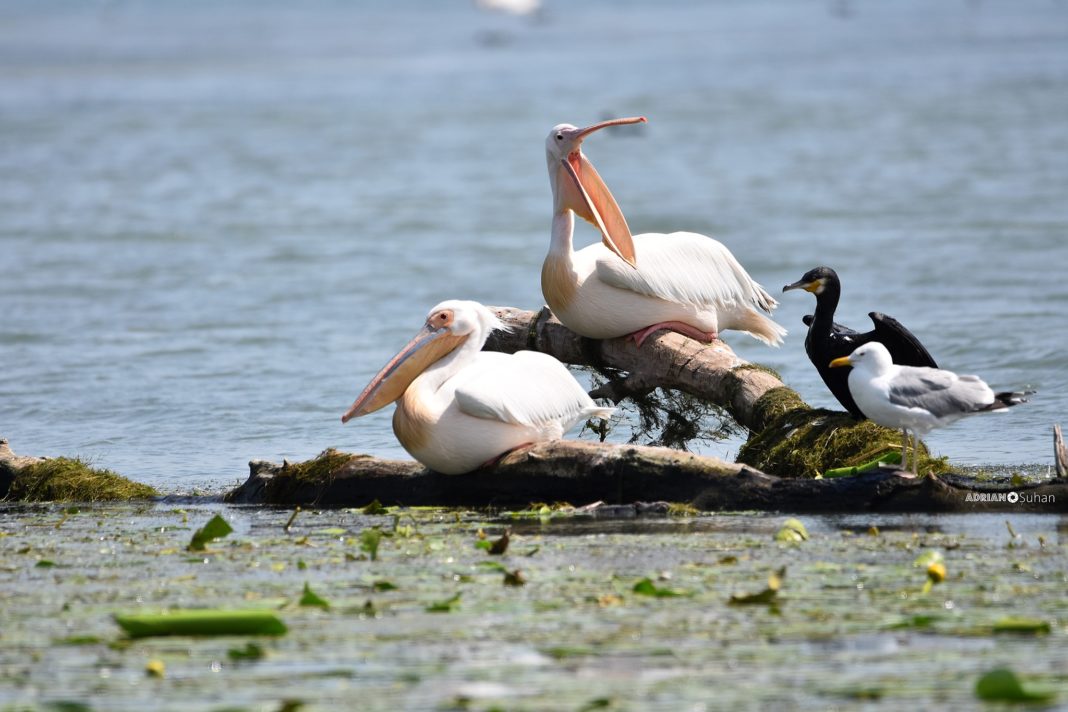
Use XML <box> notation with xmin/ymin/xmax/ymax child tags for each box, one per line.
<box><xmin>887</xmin><ymin>369</ymin><xmax>993</xmax><ymax>418</ymax></box>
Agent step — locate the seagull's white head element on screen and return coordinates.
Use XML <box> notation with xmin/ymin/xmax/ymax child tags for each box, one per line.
<box><xmin>829</xmin><ymin>342</ymin><xmax>894</xmax><ymax>373</ymax></box>
<box><xmin>544</xmin><ymin>117</ymin><xmax>646</xmax><ymax>268</ymax></box>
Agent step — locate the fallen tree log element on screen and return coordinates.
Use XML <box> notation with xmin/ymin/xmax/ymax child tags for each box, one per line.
<box><xmin>224</xmin><ymin>444</ymin><xmax>1067</xmax><ymax>513</ymax></box>
<box><xmin>483</xmin><ymin>307</ymin><xmax>933</xmax><ymax>478</ymax></box>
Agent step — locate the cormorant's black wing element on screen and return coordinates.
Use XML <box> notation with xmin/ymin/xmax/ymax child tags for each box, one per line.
<box><xmin>868</xmin><ymin>312</ymin><xmax>938</xmax><ymax>368</ymax></box>
<box><xmin>802</xmin><ymin>314</ymin><xmax>861</xmax><ymax>338</ymax></box>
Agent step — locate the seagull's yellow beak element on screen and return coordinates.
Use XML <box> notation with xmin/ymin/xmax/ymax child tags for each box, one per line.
<box><xmin>828</xmin><ymin>356</ymin><xmax>852</xmax><ymax>369</ymax></box>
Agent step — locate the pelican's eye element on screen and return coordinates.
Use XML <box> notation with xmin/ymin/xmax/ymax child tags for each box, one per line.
<box><xmin>555</xmin><ymin>133</ymin><xmax>563</xmax><ymax>141</ymax></box>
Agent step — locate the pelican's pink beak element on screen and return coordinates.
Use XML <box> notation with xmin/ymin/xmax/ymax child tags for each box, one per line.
<box><xmin>557</xmin><ymin>116</ymin><xmax>646</xmax><ymax>268</ymax></box>
<box><xmin>342</xmin><ymin>319</ymin><xmax>468</xmax><ymax>422</ymax></box>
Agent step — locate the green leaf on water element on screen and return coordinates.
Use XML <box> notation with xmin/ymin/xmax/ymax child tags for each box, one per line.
<box><xmin>426</xmin><ymin>593</ymin><xmax>461</xmax><ymax>613</ymax></box>
<box><xmin>775</xmin><ymin>518</ymin><xmax>809</xmax><ymax>543</ymax></box>
<box><xmin>35</xmin><ymin>559</ymin><xmax>56</xmax><ymax>568</ymax></box>
<box><xmin>975</xmin><ymin>668</ymin><xmax>1057</xmax><ymax>702</ymax></box>
<box><xmin>114</xmin><ymin>610</ymin><xmax>287</xmax><ymax>638</ymax></box>
<box><xmin>227</xmin><ymin>641</ymin><xmax>266</xmax><ymax>661</ymax></box>
<box><xmin>371</xmin><ymin>580</ymin><xmax>397</xmax><ymax>592</ymax></box>
<box><xmin>360</xmin><ymin>528</ymin><xmax>382</xmax><ymax>561</ymax></box>
<box><xmin>478</xmin><ymin>561</ymin><xmax>508</xmax><ymax>573</ymax></box>
<box><xmin>992</xmin><ymin>617</ymin><xmax>1051</xmax><ymax>634</ymax></box>
<box><xmin>632</xmin><ymin>577</ymin><xmax>689</xmax><ymax>598</ymax></box>
<box><xmin>299</xmin><ymin>582</ymin><xmax>330</xmax><ymax>610</ymax></box>
<box><xmin>187</xmin><ymin>514</ymin><xmax>233</xmax><ymax>551</ymax></box>
<box><xmin>730</xmin><ymin>566</ymin><xmax>786</xmax><ymax>605</ymax></box>
<box><xmin>884</xmin><ymin>614</ymin><xmax>940</xmax><ymax>630</ymax></box>
<box><xmin>362</xmin><ymin>499</ymin><xmax>388</xmax><ymax>515</ymax></box>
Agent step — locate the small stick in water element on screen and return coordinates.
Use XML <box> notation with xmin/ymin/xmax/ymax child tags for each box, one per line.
<box><xmin>1054</xmin><ymin>424</ymin><xmax>1067</xmax><ymax>478</ymax></box>
<box><xmin>284</xmin><ymin>506</ymin><xmax>301</xmax><ymax>532</ymax></box>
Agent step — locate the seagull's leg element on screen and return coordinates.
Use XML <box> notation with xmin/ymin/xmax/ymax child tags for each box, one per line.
<box><xmin>900</xmin><ymin>429</ymin><xmax>910</xmax><ymax>471</ymax></box>
<box><xmin>912</xmin><ymin>432</ymin><xmax>920</xmax><ymax>475</ymax></box>
<box><xmin>628</xmin><ymin>322</ymin><xmax>717</xmax><ymax>348</ymax></box>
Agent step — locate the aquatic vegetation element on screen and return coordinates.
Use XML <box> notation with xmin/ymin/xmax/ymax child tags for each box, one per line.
<box><xmin>775</xmin><ymin>518</ymin><xmax>809</xmax><ymax>543</ymax></box>
<box><xmin>4</xmin><ymin>457</ymin><xmax>156</xmax><ymax>502</ymax></box>
<box><xmin>298</xmin><ymin>582</ymin><xmax>330</xmax><ymax>610</ymax></box>
<box><xmin>187</xmin><ymin>514</ymin><xmax>233</xmax><ymax>551</ymax></box>
<box><xmin>975</xmin><ymin>668</ymin><xmax>1057</xmax><ymax>702</ymax></box>
<box><xmin>114</xmin><ymin>610</ymin><xmax>288</xmax><ymax>638</ymax></box>
<box><xmin>738</xmin><ymin>407</ymin><xmax>951</xmax><ymax>478</ymax></box>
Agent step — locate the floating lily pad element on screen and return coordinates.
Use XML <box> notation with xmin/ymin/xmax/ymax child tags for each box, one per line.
<box><xmin>730</xmin><ymin>567</ymin><xmax>786</xmax><ymax>605</ymax></box>
<box><xmin>187</xmin><ymin>514</ymin><xmax>233</xmax><ymax>551</ymax></box>
<box><xmin>632</xmin><ymin>577</ymin><xmax>689</xmax><ymax>598</ymax></box>
<box><xmin>992</xmin><ymin>617</ymin><xmax>1051</xmax><ymax>634</ymax></box>
<box><xmin>299</xmin><ymin>582</ymin><xmax>330</xmax><ymax>609</ymax></box>
<box><xmin>426</xmin><ymin>593</ymin><xmax>461</xmax><ymax>613</ymax></box>
<box><xmin>775</xmin><ymin>518</ymin><xmax>808</xmax><ymax>543</ymax></box>
<box><xmin>114</xmin><ymin>610</ymin><xmax>287</xmax><ymax>638</ymax></box>
<box><xmin>975</xmin><ymin>668</ymin><xmax>1057</xmax><ymax>702</ymax></box>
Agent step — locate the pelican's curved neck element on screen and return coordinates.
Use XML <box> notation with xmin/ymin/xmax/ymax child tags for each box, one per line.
<box><xmin>409</xmin><ymin>332</ymin><xmax>484</xmax><ymax>397</ymax></box>
<box><xmin>550</xmin><ymin>210</ymin><xmax>575</xmax><ymax>258</ymax></box>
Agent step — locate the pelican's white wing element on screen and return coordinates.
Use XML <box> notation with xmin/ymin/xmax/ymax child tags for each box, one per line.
<box><xmin>595</xmin><ymin>232</ymin><xmax>777</xmax><ymax>313</ymax></box>
<box><xmin>454</xmin><ymin>352</ymin><xmax>611</xmax><ymax>427</ymax></box>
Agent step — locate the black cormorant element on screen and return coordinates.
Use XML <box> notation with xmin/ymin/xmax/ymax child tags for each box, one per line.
<box><xmin>782</xmin><ymin>266</ymin><xmax>938</xmax><ymax>419</ymax></box>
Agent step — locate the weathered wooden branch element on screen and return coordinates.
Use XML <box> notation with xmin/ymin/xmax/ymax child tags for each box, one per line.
<box><xmin>225</xmin><ymin>444</ymin><xmax>1067</xmax><ymax>513</ymax></box>
<box><xmin>484</xmin><ymin>306</ymin><xmax>801</xmax><ymax>434</ymax></box>
<box><xmin>483</xmin><ymin>306</ymin><xmax>932</xmax><ymax>478</ymax></box>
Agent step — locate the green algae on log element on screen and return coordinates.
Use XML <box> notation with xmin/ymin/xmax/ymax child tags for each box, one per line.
<box><xmin>224</xmin><ymin>444</ymin><xmax>1067</xmax><ymax>512</ymax></box>
<box><xmin>482</xmin><ymin>307</ymin><xmax>932</xmax><ymax>478</ymax></box>
<box><xmin>0</xmin><ymin>438</ymin><xmax>157</xmax><ymax>502</ymax></box>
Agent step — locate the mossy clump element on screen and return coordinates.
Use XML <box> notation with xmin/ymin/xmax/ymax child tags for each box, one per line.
<box><xmin>5</xmin><ymin>457</ymin><xmax>157</xmax><ymax>502</ymax></box>
<box><xmin>738</xmin><ymin>408</ymin><xmax>950</xmax><ymax>479</ymax></box>
<box><xmin>748</xmin><ymin>387</ymin><xmax>809</xmax><ymax>434</ymax></box>
<box><xmin>263</xmin><ymin>448</ymin><xmax>358</xmax><ymax>503</ymax></box>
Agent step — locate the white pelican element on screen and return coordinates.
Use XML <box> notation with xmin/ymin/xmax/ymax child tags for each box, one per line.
<box><xmin>829</xmin><ymin>342</ymin><xmax>1031</xmax><ymax>474</ymax></box>
<box><xmin>542</xmin><ymin>116</ymin><xmax>786</xmax><ymax>347</ymax></box>
<box><xmin>341</xmin><ymin>300</ymin><xmax>614</xmax><ymax>474</ymax></box>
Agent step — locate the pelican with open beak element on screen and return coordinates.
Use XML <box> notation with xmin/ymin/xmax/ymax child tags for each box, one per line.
<box><xmin>342</xmin><ymin>300</ymin><xmax>614</xmax><ymax>474</ymax></box>
<box><xmin>542</xmin><ymin>116</ymin><xmax>785</xmax><ymax>347</ymax></box>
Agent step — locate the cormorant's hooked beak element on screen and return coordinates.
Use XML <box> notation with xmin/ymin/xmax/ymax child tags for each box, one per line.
<box><xmin>783</xmin><ymin>278</ymin><xmax>822</xmax><ymax>294</ymax></box>
<box><xmin>556</xmin><ymin>116</ymin><xmax>647</xmax><ymax>269</ymax></box>
<box><xmin>341</xmin><ymin>325</ymin><xmax>468</xmax><ymax>422</ymax></box>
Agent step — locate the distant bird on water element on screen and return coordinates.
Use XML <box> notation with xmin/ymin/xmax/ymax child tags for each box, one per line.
<box><xmin>541</xmin><ymin>116</ymin><xmax>785</xmax><ymax>348</ymax></box>
<box><xmin>341</xmin><ymin>300</ymin><xmax>613</xmax><ymax>474</ymax></box>
<box><xmin>829</xmin><ymin>342</ymin><xmax>1032</xmax><ymax>474</ymax></box>
<box><xmin>783</xmin><ymin>266</ymin><xmax>937</xmax><ymax>419</ymax></box>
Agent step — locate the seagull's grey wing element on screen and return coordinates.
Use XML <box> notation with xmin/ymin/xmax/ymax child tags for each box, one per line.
<box><xmin>886</xmin><ymin>368</ymin><xmax>993</xmax><ymax>418</ymax></box>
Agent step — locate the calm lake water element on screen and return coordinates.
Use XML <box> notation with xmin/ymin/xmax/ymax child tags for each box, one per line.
<box><xmin>2</xmin><ymin>1</ymin><xmax>1067</xmax><ymax>489</ymax></box>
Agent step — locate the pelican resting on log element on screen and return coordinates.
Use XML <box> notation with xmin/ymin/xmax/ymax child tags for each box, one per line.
<box><xmin>830</xmin><ymin>342</ymin><xmax>1031</xmax><ymax>474</ymax></box>
<box><xmin>541</xmin><ymin>116</ymin><xmax>785</xmax><ymax>347</ymax></box>
<box><xmin>783</xmin><ymin>266</ymin><xmax>937</xmax><ymax>419</ymax></box>
<box><xmin>341</xmin><ymin>300</ymin><xmax>614</xmax><ymax>474</ymax></box>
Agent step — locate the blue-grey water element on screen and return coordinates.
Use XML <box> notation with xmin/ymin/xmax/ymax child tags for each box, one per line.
<box><xmin>2</xmin><ymin>1</ymin><xmax>1066</xmax><ymax>490</ymax></box>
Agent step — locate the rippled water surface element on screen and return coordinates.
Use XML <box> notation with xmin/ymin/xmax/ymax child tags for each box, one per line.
<box><xmin>2</xmin><ymin>1</ymin><xmax>1067</xmax><ymax>488</ymax></box>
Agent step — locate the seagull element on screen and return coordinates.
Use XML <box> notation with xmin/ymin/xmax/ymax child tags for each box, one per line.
<box><xmin>542</xmin><ymin>116</ymin><xmax>785</xmax><ymax>348</ymax></box>
<box><xmin>783</xmin><ymin>266</ymin><xmax>937</xmax><ymax>419</ymax></box>
<box><xmin>342</xmin><ymin>300</ymin><xmax>613</xmax><ymax>474</ymax></box>
<box><xmin>829</xmin><ymin>342</ymin><xmax>1031</xmax><ymax>474</ymax></box>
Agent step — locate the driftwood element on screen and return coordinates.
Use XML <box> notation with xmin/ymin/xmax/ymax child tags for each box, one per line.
<box><xmin>484</xmin><ymin>306</ymin><xmax>798</xmax><ymax>434</ymax></box>
<box><xmin>225</xmin><ymin>443</ymin><xmax>1067</xmax><ymax>513</ymax></box>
